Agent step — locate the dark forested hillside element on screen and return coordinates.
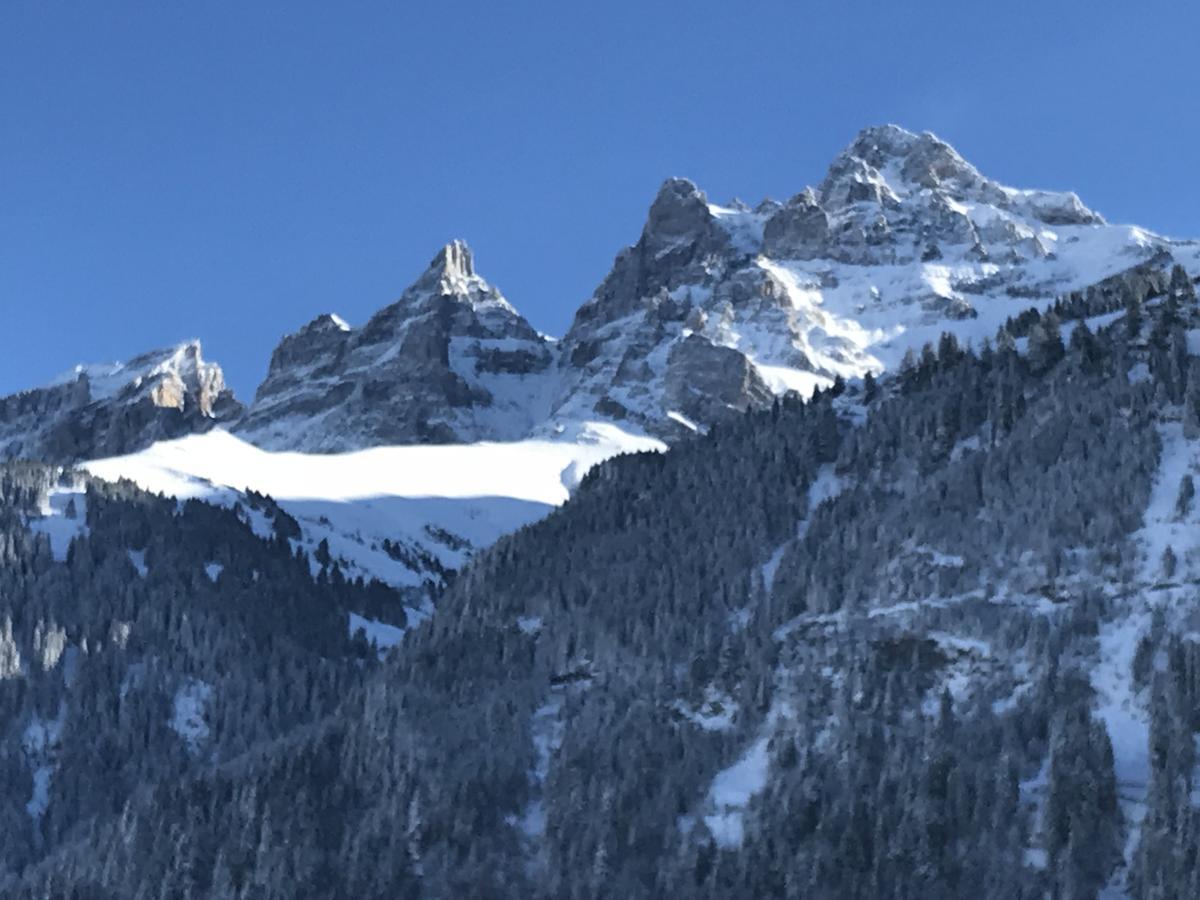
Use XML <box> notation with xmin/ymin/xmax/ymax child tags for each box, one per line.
<box><xmin>0</xmin><ymin>465</ymin><xmax>407</xmax><ymax>893</ymax></box>
<box><xmin>3</xmin><ymin>266</ymin><xmax>1200</xmax><ymax>898</ymax></box>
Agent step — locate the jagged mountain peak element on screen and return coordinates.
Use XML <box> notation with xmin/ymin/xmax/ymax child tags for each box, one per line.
<box><xmin>820</xmin><ymin>123</ymin><xmax>1105</xmax><ymax>227</ymax></box>
<box><xmin>50</xmin><ymin>339</ymin><xmax>229</xmax><ymax>413</ymax></box>
<box><xmin>837</xmin><ymin>123</ymin><xmax>968</xmax><ymax>182</ymax></box>
<box><xmin>297</xmin><ymin>313</ymin><xmax>352</xmax><ymax>335</ymax></box>
<box><xmin>428</xmin><ymin>238</ymin><xmax>475</xmax><ymax>280</ymax></box>
<box><xmin>394</xmin><ymin>238</ymin><xmax>521</xmax><ymax>323</ymax></box>
<box><xmin>646</xmin><ymin>177</ymin><xmax>710</xmax><ymax>236</ymax></box>
<box><xmin>238</xmin><ymin>240</ymin><xmax>553</xmax><ymax>451</ymax></box>
<box><xmin>415</xmin><ymin>238</ymin><xmax>480</xmax><ymax>296</ymax></box>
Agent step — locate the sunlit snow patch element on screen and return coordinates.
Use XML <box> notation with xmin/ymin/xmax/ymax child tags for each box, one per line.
<box><xmin>82</xmin><ymin>427</ymin><xmax>662</xmax><ymax>588</ymax></box>
<box><xmin>704</xmin><ymin>737</ymin><xmax>770</xmax><ymax>848</ymax></box>
<box><xmin>349</xmin><ymin>613</ymin><xmax>405</xmax><ymax>652</ymax></box>
<box><xmin>22</xmin><ymin>710</ymin><xmax>64</xmax><ymax>820</ymax></box>
<box><xmin>27</xmin><ymin>486</ymin><xmax>88</xmax><ymax>562</ymax></box>
<box><xmin>127</xmin><ymin>550</ymin><xmax>148</xmax><ymax>577</ymax></box>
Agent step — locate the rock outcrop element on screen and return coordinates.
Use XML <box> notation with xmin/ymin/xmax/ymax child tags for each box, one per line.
<box><xmin>0</xmin><ymin>342</ymin><xmax>241</xmax><ymax>462</ymax></box>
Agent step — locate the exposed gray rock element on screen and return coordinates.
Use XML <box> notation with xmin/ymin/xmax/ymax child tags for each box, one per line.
<box><xmin>1065</xmin><ymin>249</ymin><xmax>1174</xmax><ymax>309</ymax></box>
<box><xmin>814</xmin><ymin>125</ymin><xmax>1104</xmax><ymax>265</ymax></box>
<box><xmin>568</xmin><ymin>178</ymin><xmax>734</xmax><ymax>332</ymax></box>
<box><xmin>663</xmin><ymin>334</ymin><xmax>773</xmax><ymax>426</ymax></box>
<box><xmin>0</xmin><ymin>342</ymin><xmax>242</xmax><ymax>463</ymax></box>
<box><xmin>236</xmin><ymin>240</ymin><xmax>555</xmax><ymax>451</ymax></box>
<box><xmin>819</xmin><ymin>152</ymin><xmax>903</xmax><ymax>211</ymax></box>
<box><xmin>762</xmin><ymin>189</ymin><xmax>830</xmax><ymax>259</ymax></box>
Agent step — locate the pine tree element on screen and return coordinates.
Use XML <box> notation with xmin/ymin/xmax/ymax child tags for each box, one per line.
<box><xmin>1184</xmin><ymin>363</ymin><xmax>1200</xmax><ymax>439</ymax></box>
<box><xmin>1125</xmin><ymin>290</ymin><xmax>1145</xmax><ymax>338</ymax></box>
<box><xmin>1028</xmin><ymin>312</ymin><xmax>1065</xmax><ymax>374</ymax></box>
<box><xmin>1175</xmin><ymin>475</ymin><xmax>1194</xmax><ymax>520</ymax></box>
<box><xmin>863</xmin><ymin>372</ymin><xmax>878</xmax><ymax>404</ymax></box>
<box><xmin>1169</xmin><ymin>263</ymin><xmax>1196</xmax><ymax>305</ymax></box>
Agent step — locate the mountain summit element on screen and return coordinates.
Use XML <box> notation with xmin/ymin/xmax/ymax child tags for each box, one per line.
<box><xmin>235</xmin><ymin>241</ymin><xmax>555</xmax><ymax>451</ymax></box>
<box><xmin>0</xmin><ymin>341</ymin><xmax>240</xmax><ymax>462</ymax></box>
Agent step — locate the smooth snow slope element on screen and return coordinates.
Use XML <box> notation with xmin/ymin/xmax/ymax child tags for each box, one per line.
<box><xmin>82</xmin><ymin>426</ymin><xmax>663</xmax><ymax>588</ymax></box>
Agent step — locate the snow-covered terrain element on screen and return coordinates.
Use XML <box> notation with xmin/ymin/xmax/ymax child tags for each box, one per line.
<box><xmin>81</xmin><ymin>425</ymin><xmax>663</xmax><ymax>588</ymax></box>
<box><xmin>169</xmin><ymin>678</ymin><xmax>213</xmax><ymax>754</ymax></box>
<box><xmin>1093</xmin><ymin>417</ymin><xmax>1200</xmax><ymax>893</ymax></box>
<box><xmin>22</xmin><ymin>709</ymin><xmax>63</xmax><ymax>821</ymax></box>
<box><xmin>49</xmin><ymin>341</ymin><xmax>224</xmax><ymax>406</ymax></box>
<box><xmin>27</xmin><ymin>484</ymin><xmax>89</xmax><ymax>562</ymax></box>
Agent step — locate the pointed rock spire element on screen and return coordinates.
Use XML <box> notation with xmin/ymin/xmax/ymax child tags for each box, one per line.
<box><xmin>239</xmin><ymin>238</ymin><xmax>552</xmax><ymax>451</ymax></box>
<box><xmin>429</xmin><ymin>239</ymin><xmax>475</xmax><ymax>279</ymax></box>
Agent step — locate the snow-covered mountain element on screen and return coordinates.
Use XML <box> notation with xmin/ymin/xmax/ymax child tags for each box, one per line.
<box><xmin>8</xmin><ymin>125</ymin><xmax>1200</xmax><ymax>897</ymax></box>
<box><xmin>547</xmin><ymin>124</ymin><xmax>1198</xmax><ymax>438</ymax></box>
<box><xmin>237</xmin><ymin>240</ymin><xmax>557</xmax><ymax>451</ymax></box>
<box><xmin>0</xmin><ymin>341</ymin><xmax>241</xmax><ymax>462</ymax></box>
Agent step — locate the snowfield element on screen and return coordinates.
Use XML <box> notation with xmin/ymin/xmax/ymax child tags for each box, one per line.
<box><xmin>81</xmin><ymin>425</ymin><xmax>663</xmax><ymax>588</ymax></box>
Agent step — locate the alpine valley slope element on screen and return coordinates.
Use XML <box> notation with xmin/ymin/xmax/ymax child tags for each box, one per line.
<box><xmin>12</xmin><ymin>124</ymin><xmax>1200</xmax><ymax>603</ymax></box>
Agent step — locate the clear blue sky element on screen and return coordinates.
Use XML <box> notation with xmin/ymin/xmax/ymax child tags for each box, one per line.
<box><xmin>2</xmin><ymin>1</ymin><xmax>1198</xmax><ymax>398</ymax></box>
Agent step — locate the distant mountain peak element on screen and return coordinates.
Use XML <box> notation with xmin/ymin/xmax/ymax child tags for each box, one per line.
<box><xmin>425</xmin><ymin>238</ymin><xmax>476</xmax><ymax>285</ymax></box>
<box><xmin>237</xmin><ymin>239</ymin><xmax>553</xmax><ymax>451</ymax></box>
<box><xmin>842</xmin><ymin>124</ymin><xmax>959</xmax><ymax>169</ymax></box>
<box><xmin>50</xmin><ymin>340</ymin><xmax>227</xmax><ymax>412</ymax></box>
<box><xmin>821</xmin><ymin>123</ymin><xmax>1104</xmax><ymax>227</ymax></box>
<box><xmin>1</xmin><ymin>340</ymin><xmax>241</xmax><ymax>461</ymax></box>
<box><xmin>429</xmin><ymin>240</ymin><xmax>470</xmax><ymax>278</ymax></box>
<box><xmin>296</xmin><ymin>313</ymin><xmax>351</xmax><ymax>335</ymax></box>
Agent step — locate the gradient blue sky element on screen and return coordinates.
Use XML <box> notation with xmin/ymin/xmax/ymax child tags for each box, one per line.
<box><xmin>2</xmin><ymin>1</ymin><xmax>1198</xmax><ymax>398</ymax></box>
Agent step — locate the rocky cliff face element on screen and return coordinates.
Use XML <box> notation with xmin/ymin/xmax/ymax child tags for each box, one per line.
<box><xmin>0</xmin><ymin>342</ymin><xmax>241</xmax><ymax>462</ymax></box>
<box><xmin>236</xmin><ymin>240</ymin><xmax>555</xmax><ymax>451</ymax></box>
